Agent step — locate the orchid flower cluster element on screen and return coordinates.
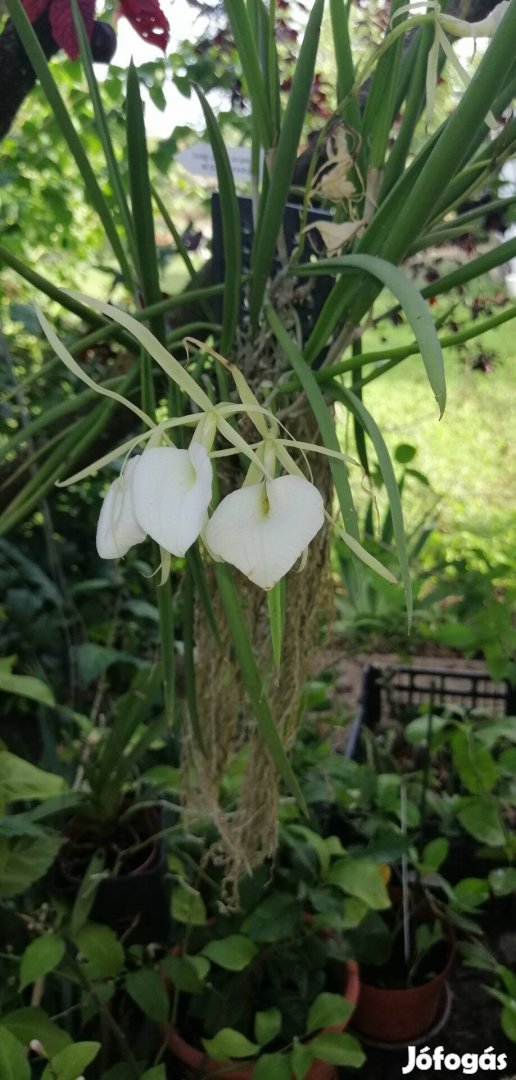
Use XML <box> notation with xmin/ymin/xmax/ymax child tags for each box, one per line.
<box><xmin>37</xmin><ymin>296</ymin><xmax>392</xmax><ymax>593</ymax></box>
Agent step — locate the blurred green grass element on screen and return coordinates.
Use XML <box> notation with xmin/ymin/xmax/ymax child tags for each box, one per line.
<box><xmin>342</xmin><ymin>291</ymin><xmax>516</xmax><ymax>565</ymax></box>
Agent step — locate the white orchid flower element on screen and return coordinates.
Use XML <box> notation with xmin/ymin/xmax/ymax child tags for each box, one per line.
<box><xmin>204</xmin><ymin>474</ymin><xmax>324</xmax><ymax>590</ymax></box>
<box><xmin>96</xmin><ymin>443</ymin><xmax>213</xmax><ymax>560</ymax></box>
<box><xmin>96</xmin><ymin>457</ymin><xmax>146</xmax><ymax>559</ymax></box>
<box><xmin>37</xmin><ymin>299</ymin><xmax>397</xmax><ymax>591</ymax></box>
<box><xmin>131</xmin><ymin>443</ymin><xmax>212</xmax><ymax>556</ymax></box>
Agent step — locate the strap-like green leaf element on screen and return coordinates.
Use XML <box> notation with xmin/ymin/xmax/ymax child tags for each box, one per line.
<box><xmin>362</xmin><ymin>0</ymin><xmax>407</xmax><ymax>169</ymax></box>
<box><xmin>126</xmin><ymin>63</ymin><xmax>166</xmax><ymax>348</ymax></box>
<box><xmin>156</xmin><ymin>576</ymin><xmax>176</xmax><ymax>730</ymax></box>
<box><xmin>225</xmin><ymin>0</ymin><xmax>273</xmax><ymax>149</ymax></box>
<box><xmin>194</xmin><ymin>87</ymin><xmax>241</xmax><ymax>354</ymax></box>
<box><xmin>0</xmin><ymin>397</ymin><xmax>117</xmax><ymax>536</ymax></box>
<box><xmin>298</xmin><ymin>254</ymin><xmax>446</xmax><ymax>416</ymax></box>
<box><xmin>249</xmin><ymin>0</ymin><xmax>325</xmax><ymax>327</ymax></box>
<box><xmin>183</xmin><ymin>562</ymin><xmax>205</xmax><ymax>752</ymax></box>
<box><xmin>330</xmin><ymin>0</ymin><xmax>361</xmax><ymax>132</ymax></box>
<box><xmin>4</xmin><ymin>0</ymin><xmax>131</xmax><ymax>285</ymax></box>
<box><xmin>72</xmin><ymin>0</ymin><xmax>137</xmax><ymax>275</ymax></box>
<box><xmin>332</xmin><ymin>384</ymin><xmax>412</xmax><ymax>625</ymax></box>
<box><xmin>268</xmin><ymin>579</ymin><xmax>285</xmax><ymax>673</ymax></box>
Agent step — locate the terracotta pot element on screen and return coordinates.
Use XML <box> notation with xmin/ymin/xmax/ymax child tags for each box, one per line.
<box><xmin>352</xmin><ymin>918</ymin><xmax>454</xmax><ymax>1044</ymax></box>
<box><xmin>163</xmin><ymin>958</ymin><xmax>360</xmax><ymax>1080</ymax></box>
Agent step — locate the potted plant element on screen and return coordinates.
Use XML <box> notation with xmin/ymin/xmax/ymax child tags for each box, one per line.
<box><xmin>348</xmin><ymin>883</ymin><xmax>455</xmax><ymax>1045</ymax></box>
<box><xmin>156</xmin><ymin>822</ymin><xmax>395</xmax><ymax>1078</ymax></box>
<box><xmin>51</xmin><ymin>667</ymin><xmax>175</xmax><ymax>943</ymax></box>
<box><xmin>161</xmin><ymin>920</ymin><xmax>361</xmax><ymax>1080</ymax></box>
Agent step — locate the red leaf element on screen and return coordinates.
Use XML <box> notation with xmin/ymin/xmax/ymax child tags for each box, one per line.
<box><xmin>22</xmin><ymin>0</ymin><xmax>50</xmax><ymax>23</ymax></box>
<box><xmin>49</xmin><ymin>0</ymin><xmax>95</xmax><ymax>58</ymax></box>
<box><xmin>119</xmin><ymin>0</ymin><xmax>170</xmax><ymax>50</ymax></box>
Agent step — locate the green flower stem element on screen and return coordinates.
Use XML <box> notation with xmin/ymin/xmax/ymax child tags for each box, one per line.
<box><xmin>155</xmin><ymin>562</ymin><xmax>176</xmax><ymax>733</ymax></box>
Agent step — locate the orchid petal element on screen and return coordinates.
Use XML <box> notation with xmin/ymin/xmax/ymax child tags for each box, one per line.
<box><xmin>96</xmin><ymin>458</ymin><xmax>146</xmax><ymax>559</ymax></box>
<box><xmin>305</xmin><ymin>219</ymin><xmax>366</xmax><ymax>255</ymax></box>
<box><xmin>132</xmin><ymin>444</ymin><xmax>212</xmax><ymax>557</ymax></box>
<box><xmin>205</xmin><ymin>475</ymin><xmax>324</xmax><ymax>590</ymax></box>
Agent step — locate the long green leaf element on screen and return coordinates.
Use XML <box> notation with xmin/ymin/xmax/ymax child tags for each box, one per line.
<box><xmin>194</xmin><ymin>87</ymin><xmax>241</xmax><ymax>354</ymax></box>
<box><xmin>126</xmin><ymin>63</ymin><xmax>166</xmax><ymax>346</ymax></box>
<box><xmin>249</xmin><ymin>0</ymin><xmax>325</xmax><ymax>327</ymax></box>
<box><xmin>213</xmin><ymin>563</ymin><xmax>307</xmax><ymax>813</ymax></box>
<box><xmin>152</xmin><ymin>187</ymin><xmax>201</xmax><ymax>287</ymax></box>
<box><xmin>381</xmin><ymin>25</ymin><xmax>435</xmax><ymax>198</ymax></box>
<box><xmin>306</xmin><ymin>35</ymin><xmax>516</xmax><ymax>357</ymax></box>
<box><xmin>376</xmin><ymin>1</ymin><xmax>516</xmax><ymax>266</ymax></box>
<box><xmin>297</xmin><ymin>254</ymin><xmax>446</xmax><ymax>416</ymax></box>
<box><xmin>72</xmin><ymin>0</ymin><xmax>138</xmax><ymax>273</ymax></box>
<box><xmin>4</xmin><ymin>0</ymin><xmax>131</xmax><ymax>286</ymax></box>
<box><xmin>361</xmin><ymin>0</ymin><xmax>406</xmax><ymax>169</ymax></box>
<box><xmin>0</xmin><ymin>377</ymin><xmax>128</xmax><ymax>466</ymax></box>
<box><xmin>265</xmin><ymin>306</ymin><xmax>360</xmax><ymax>542</ymax></box>
<box><xmin>187</xmin><ymin>545</ymin><xmax>220</xmax><ymax>643</ymax></box>
<box><xmin>225</xmin><ymin>0</ymin><xmax>273</xmax><ymax>149</ymax></box>
<box><xmin>330</xmin><ymin>0</ymin><xmax>361</xmax><ymax>132</ymax></box>
<box><xmin>421</xmin><ymin>233</ymin><xmax>516</xmax><ymax>299</ymax></box>
<box><xmin>332</xmin><ymin>384</ymin><xmax>412</xmax><ymax>625</ymax></box>
<box><xmin>0</xmin><ymin>397</ymin><xmax>117</xmax><ymax>535</ymax></box>
<box><xmin>0</xmin><ymin>244</ymin><xmax>112</xmax><ymax>329</ymax></box>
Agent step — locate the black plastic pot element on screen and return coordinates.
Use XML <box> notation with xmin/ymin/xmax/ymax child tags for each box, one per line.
<box><xmin>53</xmin><ymin>806</ymin><xmax>171</xmax><ymax>944</ymax></box>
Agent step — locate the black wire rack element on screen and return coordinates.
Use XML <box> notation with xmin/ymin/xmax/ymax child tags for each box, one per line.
<box><xmin>346</xmin><ymin>663</ymin><xmax>516</xmax><ymax>758</ymax></box>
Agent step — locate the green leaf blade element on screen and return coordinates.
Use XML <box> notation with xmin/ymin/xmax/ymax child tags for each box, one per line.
<box><xmin>194</xmin><ymin>88</ymin><xmax>242</xmax><ymax>355</ymax></box>
<box><xmin>19</xmin><ymin>935</ymin><xmax>66</xmax><ymax>992</ymax></box>
<box><xmin>249</xmin><ymin>0</ymin><xmax>325</xmax><ymax>327</ymax></box>
<box><xmin>301</xmin><ymin>255</ymin><xmax>446</xmax><ymax>417</ymax></box>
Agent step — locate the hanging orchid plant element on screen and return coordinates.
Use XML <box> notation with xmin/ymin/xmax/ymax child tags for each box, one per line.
<box><xmin>37</xmin><ymin>297</ymin><xmax>395</xmax><ymax>594</ymax></box>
